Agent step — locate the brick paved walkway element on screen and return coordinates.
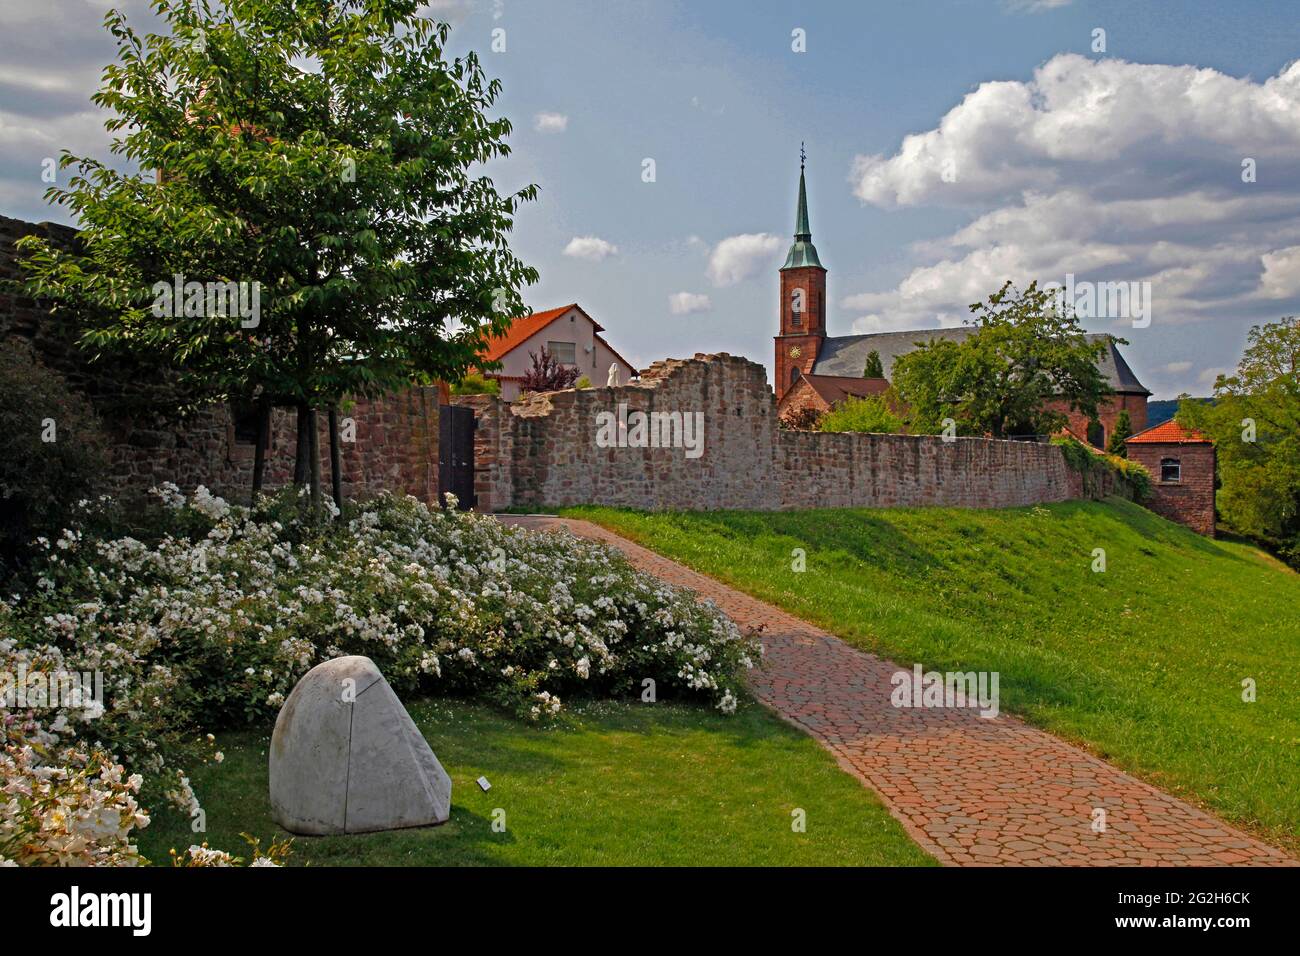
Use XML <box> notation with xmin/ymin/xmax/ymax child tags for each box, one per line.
<box><xmin>502</xmin><ymin>515</ymin><xmax>1295</xmax><ymax>867</ymax></box>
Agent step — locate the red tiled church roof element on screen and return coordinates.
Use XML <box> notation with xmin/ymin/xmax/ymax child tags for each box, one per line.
<box><xmin>798</xmin><ymin>372</ymin><xmax>890</xmax><ymax>405</ymax></box>
<box><xmin>1124</xmin><ymin>419</ymin><xmax>1212</xmax><ymax>444</ymax></box>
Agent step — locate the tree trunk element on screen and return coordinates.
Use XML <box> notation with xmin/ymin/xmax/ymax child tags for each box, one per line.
<box><xmin>251</xmin><ymin>396</ymin><xmax>271</xmax><ymax>506</ymax></box>
<box><xmin>293</xmin><ymin>401</ymin><xmax>310</xmax><ymax>487</ymax></box>
<box><xmin>307</xmin><ymin>405</ymin><xmax>322</xmax><ymax>509</ymax></box>
<box><xmin>328</xmin><ymin>405</ymin><xmax>343</xmax><ymax>513</ymax></box>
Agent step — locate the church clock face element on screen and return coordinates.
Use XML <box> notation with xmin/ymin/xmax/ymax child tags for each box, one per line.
<box><xmin>788</xmin><ymin>346</ymin><xmax>802</xmax><ymax>359</ymax></box>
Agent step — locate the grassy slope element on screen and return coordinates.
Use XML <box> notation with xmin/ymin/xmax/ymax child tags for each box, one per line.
<box><xmin>565</xmin><ymin>499</ymin><xmax>1300</xmax><ymax>851</ymax></box>
<box><xmin>137</xmin><ymin>699</ymin><xmax>935</xmax><ymax>866</ymax></box>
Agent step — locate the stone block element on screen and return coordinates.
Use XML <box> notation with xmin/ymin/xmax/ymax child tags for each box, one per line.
<box><xmin>269</xmin><ymin>655</ymin><xmax>452</xmax><ymax>835</ymax></box>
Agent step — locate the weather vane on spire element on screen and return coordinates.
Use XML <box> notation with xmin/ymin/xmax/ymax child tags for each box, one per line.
<box><xmin>800</xmin><ymin>141</ymin><xmax>806</xmax><ymax>171</ymax></box>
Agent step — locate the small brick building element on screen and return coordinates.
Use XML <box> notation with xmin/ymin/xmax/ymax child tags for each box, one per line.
<box><xmin>1124</xmin><ymin>420</ymin><xmax>1216</xmax><ymax>536</ymax></box>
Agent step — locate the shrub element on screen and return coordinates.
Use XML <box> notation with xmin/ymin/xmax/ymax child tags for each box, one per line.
<box><xmin>1052</xmin><ymin>436</ymin><xmax>1150</xmax><ymax>502</ymax></box>
<box><xmin>819</xmin><ymin>393</ymin><xmax>905</xmax><ymax>434</ymax></box>
<box><xmin>520</xmin><ymin>347</ymin><xmax>579</xmax><ymax>392</ymax></box>
<box><xmin>575</xmin><ymin>375</ymin><xmax>593</xmax><ymax>389</ymax></box>
<box><xmin>0</xmin><ymin>340</ymin><xmax>108</xmax><ymax>570</ymax></box>
<box><xmin>780</xmin><ymin>406</ymin><xmax>824</xmax><ymax>430</ymax></box>
<box><xmin>1</xmin><ymin>486</ymin><xmax>757</xmax><ymax>861</ymax></box>
<box><xmin>450</xmin><ymin>372</ymin><xmax>501</xmax><ymax>396</ymax></box>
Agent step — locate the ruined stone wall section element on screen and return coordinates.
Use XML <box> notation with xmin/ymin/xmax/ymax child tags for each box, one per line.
<box><xmin>454</xmin><ymin>352</ymin><xmax>1124</xmax><ymax>513</ymax></box>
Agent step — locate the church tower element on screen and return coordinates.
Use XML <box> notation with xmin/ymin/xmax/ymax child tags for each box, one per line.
<box><xmin>774</xmin><ymin>146</ymin><xmax>827</xmax><ymax>398</ymax></box>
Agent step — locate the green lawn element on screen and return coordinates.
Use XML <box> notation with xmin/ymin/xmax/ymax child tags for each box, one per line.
<box><xmin>564</xmin><ymin>499</ymin><xmax>1300</xmax><ymax>853</ymax></box>
<box><xmin>138</xmin><ymin>698</ymin><xmax>934</xmax><ymax>866</ymax></box>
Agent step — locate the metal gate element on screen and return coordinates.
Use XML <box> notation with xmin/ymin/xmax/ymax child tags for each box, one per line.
<box><xmin>438</xmin><ymin>404</ymin><xmax>476</xmax><ymax>510</ymax></box>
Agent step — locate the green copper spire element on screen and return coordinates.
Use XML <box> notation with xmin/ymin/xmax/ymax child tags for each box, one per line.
<box><xmin>782</xmin><ymin>143</ymin><xmax>824</xmax><ymax>270</ymax></box>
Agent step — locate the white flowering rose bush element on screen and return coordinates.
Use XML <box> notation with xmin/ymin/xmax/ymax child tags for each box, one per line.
<box><xmin>1</xmin><ymin>485</ymin><xmax>757</xmax><ymax>862</ymax></box>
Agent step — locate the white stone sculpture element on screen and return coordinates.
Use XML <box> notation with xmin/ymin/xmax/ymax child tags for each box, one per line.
<box><xmin>269</xmin><ymin>655</ymin><xmax>452</xmax><ymax>834</ymax></box>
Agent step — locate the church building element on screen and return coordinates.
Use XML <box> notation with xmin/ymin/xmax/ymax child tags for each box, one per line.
<box><xmin>773</xmin><ymin>160</ymin><xmax>1150</xmax><ymax>447</ymax></box>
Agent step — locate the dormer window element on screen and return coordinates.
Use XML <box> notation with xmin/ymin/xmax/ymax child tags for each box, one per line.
<box><xmin>1161</xmin><ymin>458</ymin><xmax>1181</xmax><ymax>482</ymax></box>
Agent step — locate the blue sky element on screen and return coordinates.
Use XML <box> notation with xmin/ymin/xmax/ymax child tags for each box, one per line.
<box><xmin>4</xmin><ymin>0</ymin><xmax>1300</xmax><ymax>397</ymax></box>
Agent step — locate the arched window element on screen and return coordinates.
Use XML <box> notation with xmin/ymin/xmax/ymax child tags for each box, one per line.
<box><xmin>1086</xmin><ymin>420</ymin><xmax>1105</xmax><ymax>448</ymax></box>
<box><xmin>1161</xmin><ymin>458</ymin><xmax>1181</xmax><ymax>483</ymax></box>
<box><xmin>790</xmin><ymin>366</ymin><xmax>801</xmax><ymax>386</ymax></box>
<box><xmin>790</xmin><ymin>288</ymin><xmax>804</xmax><ymax>327</ymax></box>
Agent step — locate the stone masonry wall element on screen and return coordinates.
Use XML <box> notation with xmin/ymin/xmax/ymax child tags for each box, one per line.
<box><xmin>1</xmin><ymin>213</ymin><xmax>439</xmax><ymax>506</ymax></box>
<box><xmin>454</xmin><ymin>352</ymin><xmax>1129</xmax><ymax>513</ymax></box>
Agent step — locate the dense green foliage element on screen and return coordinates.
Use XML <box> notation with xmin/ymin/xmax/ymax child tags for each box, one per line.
<box><xmin>2</xmin><ymin>487</ymin><xmax>757</xmax><ymax>862</ymax></box>
<box><xmin>18</xmin><ymin>0</ymin><xmax>538</xmax><ymax>500</ymax></box>
<box><xmin>450</xmin><ymin>371</ymin><xmax>501</xmax><ymax>395</ymax></box>
<box><xmin>891</xmin><ymin>281</ymin><xmax>1112</xmax><ymax>438</ymax></box>
<box><xmin>1052</xmin><ymin>435</ymin><xmax>1150</xmax><ymax>501</ymax></box>
<box><xmin>819</xmin><ymin>392</ymin><xmax>905</xmax><ymax>434</ymax></box>
<box><xmin>862</xmin><ymin>349</ymin><xmax>884</xmax><ymax>379</ymax></box>
<box><xmin>1106</xmin><ymin>409</ymin><xmax>1133</xmax><ymax>456</ymax></box>
<box><xmin>0</xmin><ymin>341</ymin><xmax>108</xmax><ymax>570</ymax></box>
<box><xmin>137</xmin><ymin>699</ymin><xmax>935</xmax><ymax>866</ymax></box>
<box><xmin>1178</xmin><ymin>316</ymin><xmax>1299</xmax><ymax>567</ymax></box>
<box><xmin>569</xmin><ymin>501</ymin><xmax>1300</xmax><ymax>852</ymax></box>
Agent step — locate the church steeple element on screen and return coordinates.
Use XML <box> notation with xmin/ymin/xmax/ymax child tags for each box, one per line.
<box><xmin>775</xmin><ymin>146</ymin><xmax>828</xmax><ymax>399</ymax></box>
<box><xmin>782</xmin><ymin>144</ymin><xmax>823</xmax><ymax>269</ymax></box>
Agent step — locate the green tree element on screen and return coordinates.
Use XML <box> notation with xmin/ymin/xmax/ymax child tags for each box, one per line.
<box><xmin>1178</xmin><ymin>316</ymin><xmax>1300</xmax><ymax>565</ymax></box>
<box><xmin>891</xmin><ymin>281</ymin><xmax>1112</xmax><ymax>439</ymax></box>
<box><xmin>1106</xmin><ymin>409</ymin><xmax>1133</xmax><ymax>457</ymax></box>
<box><xmin>0</xmin><ymin>341</ymin><xmax>109</xmax><ymax>570</ymax></box>
<box><xmin>863</xmin><ymin>349</ymin><xmax>884</xmax><ymax>379</ymax></box>
<box><xmin>19</xmin><ymin>0</ymin><xmax>538</xmax><ymax>507</ymax></box>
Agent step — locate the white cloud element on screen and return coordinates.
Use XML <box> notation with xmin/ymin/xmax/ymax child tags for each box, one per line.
<box><xmin>1259</xmin><ymin>245</ymin><xmax>1300</xmax><ymax>298</ymax></box>
<box><xmin>668</xmin><ymin>292</ymin><xmax>711</xmax><ymax>315</ymax></box>
<box><xmin>1162</xmin><ymin>361</ymin><xmax>1193</xmax><ymax>375</ymax></box>
<box><xmin>706</xmin><ymin>233</ymin><xmax>781</xmax><ymax>287</ymax></box>
<box><xmin>534</xmin><ymin>111</ymin><xmax>569</xmax><ymax>133</ymax></box>
<box><xmin>841</xmin><ymin>54</ymin><xmax>1300</xmax><ymax>333</ymax></box>
<box><xmin>563</xmin><ymin>235</ymin><xmax>618</xmax><ymax>261</ymax></box>
<box><xmin>1003</xmin><ymin>0</ymin><xmax>1073</xmax><ymax>13</ymax></box>
<box><xmin>418</xmin><ymin>0</ymin><xmax>475</xmax><ymax>25</ymax></box>
<box><xmin>1198</xmin><ymin>366</ymin><xmax>1230</xmax><ymax>388</ymax></box>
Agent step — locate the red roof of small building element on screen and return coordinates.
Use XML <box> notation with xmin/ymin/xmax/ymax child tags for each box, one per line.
<box><xmin>1124</xmin><ymin>419</ymin><xmax>1212</xmax><ymax>444</ymax></box>
<box><xmin>481</xmin><ymin>304</ymin><xmax>587</xmax><ymax>363</ymax></box>
<box><xmin>797</xmin><ymin>372</ymin><xmax>891</xmax><ymax>406</ymax></box>
<box><xmin>478</xmin><ymin>303</ymin><xmax>636</xmax><ymax>375</ymax></box>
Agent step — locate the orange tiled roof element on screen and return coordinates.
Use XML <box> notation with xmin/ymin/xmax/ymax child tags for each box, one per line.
<box><xmin>481</xmin><ymin>304</ymin><xmax>587</xmax><ymax>363</ymax></box>
<box><xmin>1125</xmin><ymin>419</ymin><xmax>1212</xmax><ymax>444</ymax></box>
